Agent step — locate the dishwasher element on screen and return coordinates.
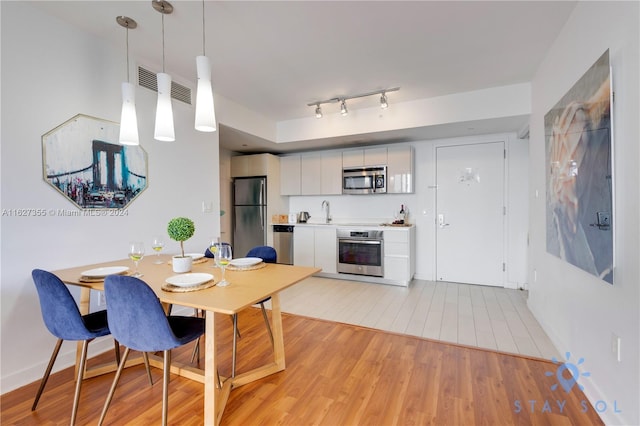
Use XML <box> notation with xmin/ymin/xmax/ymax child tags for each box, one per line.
<box><xmin>273</xmin><ymin>225</ymin><xmax>294</xmax><ymax>265</ymax></box>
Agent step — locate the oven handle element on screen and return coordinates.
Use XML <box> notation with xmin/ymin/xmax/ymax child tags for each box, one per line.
<box><xmin>338</xmin><ymin>238</ymin><xmax>383</xmax><ymax>245</ymax></box>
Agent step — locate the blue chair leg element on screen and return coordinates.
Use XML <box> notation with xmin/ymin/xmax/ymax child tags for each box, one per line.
<box><xmin>32</xmin><ymin>338</ymin><xmax>64</xmax><ymax>411</ymax></box>
<box><xmin>99</xmin><ymin>347</ymin><xmax>131</xmax><ymax>426</ymax></box>
<box><xmin>70</xmin><ymin>340</ymin><xmax>89</xmax><ymax>425</ymax></box>
<box><xmin>162</xmin><ymin>350</ymin><xmax>171</xmax><ymax>426</ymax></box>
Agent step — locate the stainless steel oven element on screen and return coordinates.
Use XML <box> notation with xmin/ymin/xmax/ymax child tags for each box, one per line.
<box><xmin>337</xmin><ymin>229</ymin><xmax>384</xmax><ymax>277</ymax></box>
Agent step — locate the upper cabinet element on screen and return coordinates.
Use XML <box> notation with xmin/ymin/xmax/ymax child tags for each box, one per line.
<box><xmin>301</xmin><ymin>153</ymin><xmax>322</xmax><ymax>195</ymax></box>
<box><xmin>231</xmin><ymin>153</ymin><xmax>276</xmax><ymax>177</ymax></box>
<box><xmin>281</xmin><ymin>151</ymin><xmax>342</xmax><ymax>196</ymax></box>
<box><xmin>320</xmin><ymin>151</ymin><xmax>343</xmax><ymax>195</ymax></box>
<box><xmin>281</xmin><ymin>144</ymin><xmax>414</xmax><ymax>196</ymax></box>
<box><xmin>280</xmin><ymin>155</ymin><xmax>301</xmax><ymax>195</ymax></box>
<box><xmin>342</xmin><ymin>147</ymin><xmax>387</xmax><ymax>167</ymax></box>
<box><xmin>387</xmin><ymin>146</ymin><xmax>414</xmax><ymax>194</ymax></box>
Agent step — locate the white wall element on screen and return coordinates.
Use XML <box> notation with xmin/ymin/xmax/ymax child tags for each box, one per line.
<box><xmin>528</xmin><ymin>2</ymin><xmax>639</xmax><ymax>425</ymax></box>
<box><xmin>288</xmin><ymin>133</ymin><xmax>529</xmax><ymax>288</ymax></box>
<box><xmin>0</xmin><ymin>2</ymin><xmax>221</xmax><ymax>392</ymax></box>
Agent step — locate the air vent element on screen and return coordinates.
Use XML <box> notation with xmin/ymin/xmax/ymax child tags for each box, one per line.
<box><xmin>138</xmin><ymin>66</ymin><xmax>192</xmax><ymax>105</ymax></box>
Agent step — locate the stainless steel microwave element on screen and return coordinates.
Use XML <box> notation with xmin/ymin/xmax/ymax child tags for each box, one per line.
<box><xmin>342</xmin><ymin>166</ymin><xmax>387</xmax><ymax>194</ymax></box>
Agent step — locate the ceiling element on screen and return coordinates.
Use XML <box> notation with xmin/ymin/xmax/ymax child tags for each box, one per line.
<box><xmin>30</xmin><ymin>1</ymin><xmax>576</xmax><ymax>153</ymax></box>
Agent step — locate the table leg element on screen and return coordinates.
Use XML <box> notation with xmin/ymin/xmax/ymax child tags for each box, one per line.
<box><xmin>204</xmin><ymin>310</ymin><xmax>218</xmax><ymax>425</ymax></box>
<box><xmin>76</xmin><ymin>287</ymin><xmax>91</xmax><ymax>378</ymax></box>
<box><xmin>270</xmin><ymin>294</ymin><xmax>286</xmax><ymax>369</ymax></box>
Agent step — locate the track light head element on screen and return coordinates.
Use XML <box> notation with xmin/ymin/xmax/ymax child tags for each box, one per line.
<box><xmin>315</xmin><ymin>104</ymin><xmax>322</xmax><ymax>119</ymax></box>
<box><xmin>340</xmin><ymin>99</ymin><xmax>348</xmax><ymax>116</ymax></box>
<box><xmin>380</xmin><ymin>92</ymin><xmax>388</xmax><ymax>109</ymax></box>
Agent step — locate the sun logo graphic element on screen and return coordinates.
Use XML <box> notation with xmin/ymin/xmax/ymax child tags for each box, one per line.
<box><xmin>545</xmin><ymin>352</ymin><xmax>591</xmax><ymax>393</ymax></box>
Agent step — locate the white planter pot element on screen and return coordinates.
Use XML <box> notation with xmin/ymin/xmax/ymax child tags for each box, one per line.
<box><xmin>172</xmin><ymin>256</ymin><xmax>193</xmax><ymax>273</ymax></box>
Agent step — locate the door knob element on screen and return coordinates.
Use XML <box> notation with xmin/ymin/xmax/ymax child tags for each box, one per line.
<box><xmin>438</xmin><ymin>214</ymin><xmax>450</xmax><ymax>228</ymax></box>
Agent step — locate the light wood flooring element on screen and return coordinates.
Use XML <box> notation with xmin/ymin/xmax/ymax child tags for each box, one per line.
<box><xmin>1</xmin><ymin>309</ymin><xmax>602</xmax><ymax>425</ymax></box>
<box><xmin>276</xmin><ymin>277</ymin><xmax>559</xmax><ymax>360</ymax></box>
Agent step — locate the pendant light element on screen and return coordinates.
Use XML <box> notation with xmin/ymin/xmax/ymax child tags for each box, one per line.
<box><xmin>194</xmin><ymin>0</ymin><xmax>217</xmax><ymax>132</ymax></box>
<box><xmin>153</xmin><ymin>1</ymin><xmax>175</xmax><ymax>142</ymax></box>
<box><xmin>116</xmin><ymin>16</ymin><xmax>139</xmax><ymax>145</ymax></box>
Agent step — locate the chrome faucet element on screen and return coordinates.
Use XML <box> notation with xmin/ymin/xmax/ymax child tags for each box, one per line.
<box><xmin>321</xmin><ymin>200</ymin><xmax>331</xmax><ymax>223</ymax></box>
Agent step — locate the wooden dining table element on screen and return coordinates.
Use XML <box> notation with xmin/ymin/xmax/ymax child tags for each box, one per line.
<box><xmin>52</xmin><ymin>255</ymin><xmax>320</xmax><ymax>425</ymax></box>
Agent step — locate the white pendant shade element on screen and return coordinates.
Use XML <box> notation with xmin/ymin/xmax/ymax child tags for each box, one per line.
<box><xmin>154</xmin><ymin>72</ymin><xmax>175</xmax><ymax>141</ymax></box>
<box><xmin>119</xmin><ymin>82</ymin><xmax>139</xmax><ymax>145</ymax></box>
<box><xmin>194</xmin><ymin>55</ymin><xmax>216</xmax><ymax>132</ymax></box>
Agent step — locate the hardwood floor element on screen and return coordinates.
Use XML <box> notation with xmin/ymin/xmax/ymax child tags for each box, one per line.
<box><xmin>1</xmin><ymin>308</ymin><xmax>603</xmax><ymax>425</ymax></box>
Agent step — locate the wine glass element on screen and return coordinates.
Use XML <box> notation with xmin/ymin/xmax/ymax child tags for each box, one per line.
<box><xmin>151</xmin><ymin>236</ymin><xmax>165</xmax><ymax>264</ymax></box>
<box><xmin>215</xmin><ymin>244</ymin><xmax>232</xmax><ymax>287</ymax></box>
<box><xmin>209</xmin><ymin>237</ymin><xmax>219</xmax><ymax>268</ymax></box>
<box><xmin>129</xmin><ymin>242</ymin><xmax>145</xmax><ymax>277</ymax></box>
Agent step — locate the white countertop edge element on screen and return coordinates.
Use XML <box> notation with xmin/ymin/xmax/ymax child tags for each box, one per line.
<box><xmin>290</xmin><ymin>222</ymin><xmax>414</xmax><ymax>229</ymax></box>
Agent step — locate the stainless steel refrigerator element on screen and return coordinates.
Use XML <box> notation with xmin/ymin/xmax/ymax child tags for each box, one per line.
<box><xmin>232</xmin><ymin>177</ymin><xmax>267</xmax><ymax>258</ymax></box>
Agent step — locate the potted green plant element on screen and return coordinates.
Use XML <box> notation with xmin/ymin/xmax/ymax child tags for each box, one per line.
<box><xmin>167</xmin><ymin>217</ymin><xmax>195</xmax><ymax>273</ymax></box>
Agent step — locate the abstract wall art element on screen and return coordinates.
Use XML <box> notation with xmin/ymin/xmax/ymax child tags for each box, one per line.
<box><xmin>545</xmin><ymin>50</ymin><xmax>614</xmax><ymax>284</ymax></box>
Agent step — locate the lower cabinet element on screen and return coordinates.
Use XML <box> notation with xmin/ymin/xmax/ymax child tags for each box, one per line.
<box><xmin>294</xmin><ymin>225</ymin><xmax>414</xmax><ymax>285</ymax></box>
<box><xmin>293</xmin><ymin>226</ymin><xmax>337</xmax><ymax>274</ymax></box>
<box><xmin>382</xmin><ymin>227</ymin><xmax>415</xmax><ymax>285</ymax></box>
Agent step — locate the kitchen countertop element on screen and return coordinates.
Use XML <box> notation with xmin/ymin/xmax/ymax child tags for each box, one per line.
<box><xmin>293</xmin><ymin>221</ymin><xmax>414</xmax><ymax>229</ymax></box>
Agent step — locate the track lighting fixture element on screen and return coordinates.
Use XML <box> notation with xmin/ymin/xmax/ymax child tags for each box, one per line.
<box><xmin>380</xmin><ymin>92</ymin><xmax>388</xmax><ymax>109</ymax></box>
<box><xmin>152</xmin><ymin>0</ymin><xmax>175</xmax><ymax>142</ymax></box>
<box><xmin>116</xmin><ymin>16</ymin><xmax>139</xmax><ymax>146</ymax></box>
<box><xmin>308</xmin><ymin>87</ymin><xmax>399</xmax><ymax>118</ymax></box>
<box><xmin>340</xmin><ymin>99</ymin><xmax>348</xmax><ymax>116</ymax></box>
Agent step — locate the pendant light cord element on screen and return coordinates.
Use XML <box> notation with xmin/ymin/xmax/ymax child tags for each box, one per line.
<box><xmin>201</xmin><ymin>0</ymin><xmax>206</xmax><ymax>56</ymax></box>
<box><xmin>161</xmin><ymin>12</ymin><xmax>166</xmax><ymax>73</ymax></box>
<box><xmin>125</xmin><ymin>27</ymin><xmax>130</xmax><ymax>83</ymax></box>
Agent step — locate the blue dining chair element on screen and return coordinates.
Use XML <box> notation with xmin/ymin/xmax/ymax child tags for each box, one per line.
<box><xmin>99</xmin><ymin>275</ymin><xmax>205</xmax><ymax>426</ymax></box>
<box><xmin>227</xmin><ymin>246</ymin><xmax>277</xmax><ymax>376</ymax></box>
<box><xmin>31</xmin><ymin>269</ymin><xmax>121</xmax><ymax>425</ymax></box>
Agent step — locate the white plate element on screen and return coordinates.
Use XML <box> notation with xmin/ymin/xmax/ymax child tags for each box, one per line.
<box><xmin>81</xmin><ymin>266</ymin><xmax>129</xmax><ymax>278</ymax></box>
<box><xmin>229</xmin><ymin>257</ymin><xmax>263</xmax><ymax>267</ymax></box>
<box><xmin>165</xmin><ymin>272</ymin><xmax>214</xmax><ymax>288</ymax></box>
<box><xmin>185</xmin><ymin>253</ymin><xmax>204</xmax><ymax>260</ymax></box>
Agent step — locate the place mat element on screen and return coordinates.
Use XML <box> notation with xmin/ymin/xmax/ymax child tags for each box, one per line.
<box><xmin>225</xmin><ymin>261</ymin><xmax>267</xmax><ymax>271</ymax></box>
<box><xmin>161</xmin><ymin>279</ymin><xmax>217</xmax><ymax>293</ymax></box>
<box><xmin>79</xmin><ymin>270</ymin><xmax>132</xmax><ymax>283</ymax></box>
<box><xmin>167</xmin><ymin>257</ymin><xmax>209</xmax><ymax>265</ymax></box>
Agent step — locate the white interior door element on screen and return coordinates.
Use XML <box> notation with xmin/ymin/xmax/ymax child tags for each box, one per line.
<box><xmin>436</xmin><ymin>142</ymin><xmax>505</xmax><ymax>286</ymax></box>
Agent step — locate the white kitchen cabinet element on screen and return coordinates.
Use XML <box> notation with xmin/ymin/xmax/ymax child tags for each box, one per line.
<box><xmin>387</xmin><ymin>146</ymin><xmax>414</xmax><ymax>193</ymax></box>
<box><xmin>301</xmin><ymin>153</ymin><xmax>322</xmax><ymax>195</ymax></box>
<box><xmin>343</xmin><ymin>147</ymin><xmax>388</xmax><ymax>168</ymax></box>
<box><xmin>293</xmin><ymin>225</ymin><xmax>337</xmax><ymax>273</ymax></box>
<box><xmin>321</xmin><ymin>151</ymin><xmax>343</xmax><ymax>195</ymax></box>
<box><xmin>293</xmin><ymin>226</ymin><xmax>315</xmax><ymax>266</ymax></box>
<box><xmin>280</xmin><ymin>155</ymin><xmax>301</xmax><ymax>195</ymax></box>
<box><xmin>282</xmin><ymin>152</ymin><xmax>341</xmax><ymax>196</ymax></box>
<box><xmin>382</xmin><ymin>226</ymin><xmax>415</xmax><ymax>285</ymax></box>
<box><xmin>314</xmin><ymin>226</ymin><xmax>337</xmax><ymax>273</ymax></box>
<box><xmin>364</xmin><ymin>147</ymin><xmax>387</xmax><ymax>166</ymax></box>
<box><xmin>342</xmin><ymin>149</ymin><xmax>363</xmax><ymax>168</ymax></box>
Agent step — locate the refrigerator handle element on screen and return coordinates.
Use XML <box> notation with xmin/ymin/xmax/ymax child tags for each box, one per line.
<box><xmin>260</xmin><ymin>206</ymin><xmax>265</xmax><ymax>231</ymax></box>
<box><xmin>260</xmin><ymin>179</ymin><xmax>265</xmax><ymax>206</ymax></box>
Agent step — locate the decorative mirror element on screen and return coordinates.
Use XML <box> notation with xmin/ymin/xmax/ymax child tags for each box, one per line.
<box><xmin>42</xmin><ymin>114</ymin><xmax>148</xmax><ymax>209</ymax></box>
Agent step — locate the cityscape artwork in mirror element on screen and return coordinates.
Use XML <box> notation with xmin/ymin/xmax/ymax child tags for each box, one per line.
<box><xmin>42</xmin><ymin>114</ymin><xmax>148</xmax><ymax>209</ymax></box>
